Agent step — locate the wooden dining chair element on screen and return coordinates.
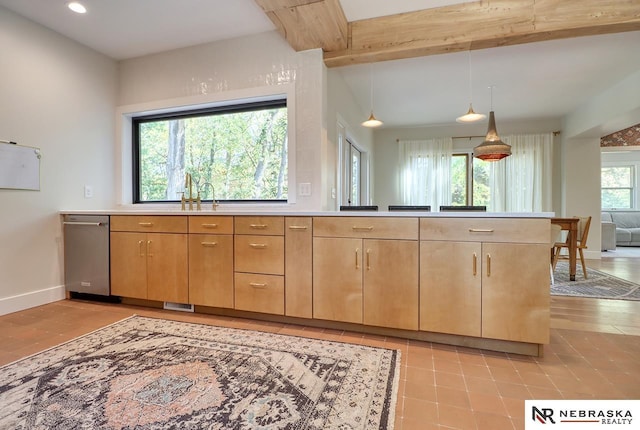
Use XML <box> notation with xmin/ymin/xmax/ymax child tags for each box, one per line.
<box><xmin>552</xmin><ymin>216</ymin><xmax>592</xmax><ymax>279</ymax></box>
<box><xmin>549</xmin><ymin>224</ymin><xmax>562</xmax><ymax>285</ymax></box>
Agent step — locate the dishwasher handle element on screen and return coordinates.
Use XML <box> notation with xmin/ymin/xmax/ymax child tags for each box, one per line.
<box><xmin>63</xmin><ymin>221</ymin><xmax>104</xmax><ymax>227</ymax></box>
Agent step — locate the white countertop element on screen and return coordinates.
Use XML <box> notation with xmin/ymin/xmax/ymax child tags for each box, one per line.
<box><xmin>60</xmin><ymin>207</ymin><xmax>555</xmax><ymax>218</ymax></box>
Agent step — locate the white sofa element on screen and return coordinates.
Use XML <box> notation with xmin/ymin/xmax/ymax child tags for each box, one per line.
<box><xmin>601</xmin><ymin>211</ymin><xmax>640</xmax><ymax>248</ymax></box>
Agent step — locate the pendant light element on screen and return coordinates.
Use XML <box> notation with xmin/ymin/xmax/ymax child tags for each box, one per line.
<box><xmin>473</xmin><ymin>86</ymin><xmax>511</xmax><ymax>161</ymax></box>
<box><xmin>362</xmin><ymin>66</ymin><xmax>383</xmax><ymax>128</ymax></box>
<box><xmin>456</xmin><ymin>51</ymin><xmax>486</xmax><ymax>123</ymax></box>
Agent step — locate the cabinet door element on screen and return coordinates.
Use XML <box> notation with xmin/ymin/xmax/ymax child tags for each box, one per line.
<box><xmin>110</xmin><ymin>232</ymin><xmax>147</xmax><ymax>299</ymax></box>
<box><xmin>482</xmin><ymin>242</ymin><xmax>550</xmax><ymax>344</ymax></box>
<box><xmin>313</xmin><ymin>237</ymin><xmax>362</xmax><ymax>324</ymax></box>
<box><xmin>420</xmin><ymin>241</ymin><xmax>482</xmax><ymax>337</ymax></box>
<box><xmin>364</xmin><ymin>239</ymin><xmax>419</xmax><ymax>330</ymax></box>
<box><xmin>189</xmin><ymin>234</ymin><xmax>234</xmax><ymax>308</ymax></box>
<box><xmin>285</xmin><ymin>217</ymin><xmax>312</xmax><ymax>318</ymax></box>
<box><xmin>146</xmin><ymin>233</ymin><xmax>188</xmax><ymax>303</ymax></box>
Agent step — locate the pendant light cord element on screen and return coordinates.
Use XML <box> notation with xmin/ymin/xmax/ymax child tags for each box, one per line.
<box><xmin>467</xmin><ymin>51</ymin><xmax>472</xmax><ymax>104</ymax></box>
<box><xmin>369</xmin><ymin>66</ymin><xmax>374</xmax><ymax>112</ymax></box>
<box><xmin>488</xmin><ymin>85</ymin><xmax>495</xmax><ymax>110</ymax></box>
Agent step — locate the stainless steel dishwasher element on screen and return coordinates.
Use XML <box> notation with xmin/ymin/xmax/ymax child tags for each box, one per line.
<box><xmin>63</xmin><ymin>214</ymin><xmax>110</xmax><ymax>296</ymax></box>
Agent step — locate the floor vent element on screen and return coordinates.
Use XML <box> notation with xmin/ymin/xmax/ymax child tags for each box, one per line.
<box><xmin>163</xmin><ymin>302</ymin><xmax>194</xmax><ymax>312</ymax></box>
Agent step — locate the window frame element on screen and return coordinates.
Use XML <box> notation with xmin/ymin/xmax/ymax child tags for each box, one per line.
<box><xmin>131</xmin><ymin>98</ymin><xmax>288</xmax><ymax>204</ymax></box>
<box><xmin>601</xmin><ymin>163</ymin><xmax>636</xmax><ymax>210</ymax></box>
<box><xmin>451</xmin><ymin>153</ymin><xmax>473</xmax><ymax>205</ymax></box>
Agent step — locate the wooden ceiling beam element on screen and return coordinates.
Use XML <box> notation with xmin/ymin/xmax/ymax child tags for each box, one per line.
<box><xmin>254</xmin><ymin>0</ymin><xmax>348</xmax><ymax>52</ymax></box>
<box><xmin>326</xmin><ymin>0</ymin><xmax>640</xmax><ymax>67</ymax></box>
<box><xmin>255</xmin><ymin>0</ymin><xmax>640</xmax><ymax>68</ymax></box>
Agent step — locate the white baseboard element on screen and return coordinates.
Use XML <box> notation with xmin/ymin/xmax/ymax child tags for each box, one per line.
<box><xmin>0</xmin><ymin>285</ymin><xmax>66</xmax><ymax>316</ymax></box>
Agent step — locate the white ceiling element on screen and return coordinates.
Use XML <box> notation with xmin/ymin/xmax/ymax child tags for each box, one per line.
<box><xmin>1</xmin><ymin>0</ymin><xmax>638</xmax><ymax>128</ymax></box>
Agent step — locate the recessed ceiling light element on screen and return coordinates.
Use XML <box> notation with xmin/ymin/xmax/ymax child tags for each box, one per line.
<box><xmin>67</xmin><ymin>2</ymin><xmax>87</xmax><ymax>14</ymax></box>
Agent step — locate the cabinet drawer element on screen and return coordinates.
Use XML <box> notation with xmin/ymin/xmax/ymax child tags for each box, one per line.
<box><xmin>235</xmin><ymin>216</ymin><xmax>284</xmax><ymax>235</ymax></box>
<box><xmin>189</xmin><ymin>216</ymin><xmax>234</xmax><ymax>234</ymax></box>
<box><xmin>110</xmin><ymin>216</ymin><xmax>187</xmax><ymax>233</ymax></box>
<box><xmin>235</xmin><ymin>235</ymin><xmax>284</xmax><ymax>275</ymax></box>
<box><xmin>234</xmin><ymin>273</ymin><xmax>284</xmax><ymax>315</ymax></box>
<box><xmin>313</xmin><ymin>217</ymin><xmax>418</xmax><ymax>240</ymax></box>
<box><xmin>420</xmin><ymin>218</ymin><xmax>548</xmax><ymax>243</ymax></box>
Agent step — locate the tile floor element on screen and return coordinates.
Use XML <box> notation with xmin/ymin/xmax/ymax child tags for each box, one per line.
<box><xmin>1</xmin><ymin>261</ymin><xmax>639</xmax><ymax>430</ymax></box>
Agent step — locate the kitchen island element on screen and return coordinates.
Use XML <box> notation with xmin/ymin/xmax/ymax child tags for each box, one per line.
<box><xmin>62</xmin><ymin>209</ymin><xmax>552</xmax><ymax>356</ymax></box>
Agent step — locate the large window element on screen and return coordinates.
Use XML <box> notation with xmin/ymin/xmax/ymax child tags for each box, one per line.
<box><xmin>602</xmin><ymin>165</ymin><xmax>634</xmax><ymax>209</ymax></box>
<box><xmin>133</xmin><ymin>99</ymin><xmax>288</xmax><ymax>203</ymax></box>
<box><xmin>400</xmin><ymin>133</ymin><xmax>552</xmax><ymax>212</ymax></box>
<box><xmin>450</xmin><ymin>153</ymin><xmax>491</xmax><ymax>206</ymax></box>
<box><xmin>450</xmin><ymin>154</ymin><xmax>468</xmax><ymax>205</ymax></box>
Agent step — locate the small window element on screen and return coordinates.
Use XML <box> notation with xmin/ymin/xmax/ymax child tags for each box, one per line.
<box><xmin>133</xmin><ymin>99</ymin><xmax>288</xmax><ymax>203</ymax></box>
<box><xmin>601</xmin><ymin>166</ymin><xmax>634</xmax><ymax>209</ymax></box>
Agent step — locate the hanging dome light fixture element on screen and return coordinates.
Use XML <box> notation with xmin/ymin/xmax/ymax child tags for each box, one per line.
<box><xmin>473</xmin><ymin>86</ymin><xmax>511</xmax><ymax>161</ymax></box>
<box><xmin>456</xmin><ymin>50</ymin><xmax>486</xmax><ymax>123</ymax></box>
<box><xmin>362</xmin><ymin>66</ymin><xmax>383</xmax><ymax>128</ymax></box>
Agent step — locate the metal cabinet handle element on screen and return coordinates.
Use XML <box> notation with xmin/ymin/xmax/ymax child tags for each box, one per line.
<box><xmin>366</xmin><ymin>249</ymin><xmax>371</xmax><ymax>270</ymax></box>
<box><xmin>63</xmin><ymin>221</ymin><xmax>102</xmax><ymax>226</ymax></box>
<box><xmin>355</xmin><ymin>248</ymin><xmax>360</xmax><ymax>269</ymax></box>
<box><xmin>249</xmin><ymin>282</ymin><xmax>267</xmax><ymax>288</ymax></box>
<box><xmin>138</xmin><ymin>222</ymin><xmax>154</xmax><ymax>227</ymax></box>
<box><xmin>138</xmin><ymin>240</ymin><xmax>145</xmax><ymax>257</ymax></box>
<box><xmin>486</xmin><ymin>254</ymin><xmax>491</xmax><ymax>277</ymax></box>
<box><xmin>352</xmin><ymin>226</ymin><xmax>374</xmax><ymax>232</ymax></box>
<box><xmin>473</xmin><ymin>253</ymin><xmax>477</xmax><ymax>276</ymax></box>
<box><xmin>147</xmin><ymin>240</ymin><xmax>153</xmax><ymax>257</ymax></box>
<box><xmin>249</xmin><ymin>243</ymin><xmax>267</xmax><ymax>249</ymax></box>
<box><xmin>201</xmin><ymin>241</ymin><xmax>218</xmax><ymax>247</ymax></box>
<box><xmin>250</xmin><ymin>224</ymin><xmax>267</xmax><ymax>229</ymax></box>
<box><xmin>469</xmin><ymin>228</ymin><xmax>494</xmax><ymax>233</ymax></box>
<box><xmin>288</xmin><ymin>225</ymin><xmax>308</xmax><ymax>230</ymax></box>
<box><xmin>201</xmin><ymin>223</ymin><xmax>218</xmax><ymax>228</ymax></box>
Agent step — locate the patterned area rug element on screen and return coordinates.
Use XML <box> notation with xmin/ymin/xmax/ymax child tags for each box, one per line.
<box><xmin>552</xmin><ymin>261</ymin><xmax>640</xmax><ymax>300</ymax></box>
<box><xmin>0</xmin><ymin>316</ymin><xmax>400</xmax><ymax>429</ymax></box>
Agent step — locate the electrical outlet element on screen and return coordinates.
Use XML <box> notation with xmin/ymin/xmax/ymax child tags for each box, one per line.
<box><xmin>299</xmin><ymin>182</ymin><xmax>311</xmax><ymax>196</ymax></box>
<box><xmin>84</xmin><ymin>185</ymin><xmax>93</xmax><ymax>199</ymax></box>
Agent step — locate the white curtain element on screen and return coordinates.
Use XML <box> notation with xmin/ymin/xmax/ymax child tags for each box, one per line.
<box><xmin>488</xmin><ymin>133</ymin><xmax>553</xmax><ymax>212</ymax></box>
<box><xmin>399</xmin><ymin>138</ymin><xmax>452</xmax><ymax>208</ymax></box>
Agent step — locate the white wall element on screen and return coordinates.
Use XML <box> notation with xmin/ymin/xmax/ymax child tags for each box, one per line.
<box><xmin>560</xmin><ymin>69</ymin><xmax>640</xmax><ymax>257</ymax></box>
<box><xmin>117</xmin><ymin>33</ymin><xmax>328</xmax><ymax>211</ymax></box>
<box><xmin>0</xmin><ymin>6</ymin><xmax>117</xmax><ymax>314</ymax></box>
<box><xmin>326</xmin><ymin>69</ymin><xmax>375</xmax><ymax>210</ymax></box>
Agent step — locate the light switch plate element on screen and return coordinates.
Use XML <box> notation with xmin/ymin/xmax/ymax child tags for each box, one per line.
<box><xmin>299</xmin><ymin>182</ymin><xmax>311</xmax><ymax>196</ymax></box>
<box><xmin>84</xmin><ymin>185</ymin><xmax>93</xmax><ymax>198</ymax></box>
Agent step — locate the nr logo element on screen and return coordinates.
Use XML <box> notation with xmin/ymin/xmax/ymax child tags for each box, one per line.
<box><xmin>533</xmin><ymin>406</ymin><xmax>556</xmax><ymax>424</ymax></box>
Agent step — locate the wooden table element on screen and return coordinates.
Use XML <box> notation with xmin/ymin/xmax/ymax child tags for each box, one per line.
<box><xmin>551</xmin><ymin>217</ymin><xmax>579</xmax><ymax>281</ymax></box>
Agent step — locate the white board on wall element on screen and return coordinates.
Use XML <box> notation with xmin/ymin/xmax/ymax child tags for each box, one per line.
<box><xmin>0</xmin><ymin>142</ymin><xmax>41</xmax><ymax>191</ymax></box>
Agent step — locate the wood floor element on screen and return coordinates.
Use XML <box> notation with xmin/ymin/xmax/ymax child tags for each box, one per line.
<box><xmin>551</xmin><ymin>254</ymin><xmax>640</xmax><ymax>336</ymax></box>
<box><xmin>1</xmin><ymin>256</ymin><xmax>639</xmax><ymax>430</ymax></box>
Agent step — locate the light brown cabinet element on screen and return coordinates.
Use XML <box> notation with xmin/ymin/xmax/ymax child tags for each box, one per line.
<box><xmin>420</xmin><ymin>218</ymin><xmax>550</xmax><ymax>344</ymax></box>
<box><xmin>313</xmin><ymin>237</ymin><xmax>363</xmax><ymax>324</ymax></box>
<box><xmin>188</xmin><ymin>216</ymin><xmax>234</xmax><ymax>308</ymax></box>
<box><xmin>481</xmin><ymin>242</ymin><xmax>549</xmax><ymax>344</ymax></box>
<box><xmin>313</xmin><ymin>217</ymin><xmax>419</xmax><ymax>330</ymax></box>
<box><xmin>285</xmin><ymin>217</ymin><xmax>313</xmax><ymax>318</ymax></box>
<box><xmin>233</xmin><ymin>216</ymin><xmax>285</xmax><ymax>315</ymax></box>
<box><xmin>103</xmin><ymin>213</ymin><xmax>551</xmax><ymax>355</ymax></box>
<box><xmin>420</xmin><ymin>241</ymin><xmax>482</xmax><ymax>337</ymax></box>
<box><xmin>110</xmin><ymin>216</ymin><xmax>188</xmax><ymax>303</ymax></box>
